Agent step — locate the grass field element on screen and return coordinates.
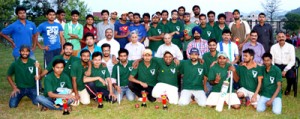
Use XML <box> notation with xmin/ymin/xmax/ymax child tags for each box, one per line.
<box><xmin>0</xmin><ymin>43</ymin><xmax>299</xmax><ymax>119</ymax></box>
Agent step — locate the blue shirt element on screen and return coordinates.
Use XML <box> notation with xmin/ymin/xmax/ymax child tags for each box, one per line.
<box><xmin>128</xmin><ymin>24</ymin><xmax>147</xmax><ymax>42</ymax></box>
<box><xmin>114</xmin><ymin>21</ymin><xmax>130</xmax><ymax>48</ymax></box>
<box><xmin>1</xmin><ymin>20</ymin><xmax>37</xmax><ymax>57</ymax></box>
<box><xmin>77</xmin><ymin>45</ymin><xmax>102</xmax><ymax>59</ymax></box>
<box><xmin>37</xmin><ymin>21</ymin><xmax>63</xmax><ymax>51</ymax></box>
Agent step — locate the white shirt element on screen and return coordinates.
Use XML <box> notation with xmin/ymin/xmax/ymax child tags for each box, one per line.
<box><xmin>190</xmin><ymin>16</ymin><xmax>200</xmax><ymax>24</ymax></box>
<box><xmin>155</xmin><ymin>43</ymin><xmax>183</xmax><ymax>60</ymax></box>
<box><xmin>54</xmin><ymin>19</ymin><xmax>66</xmax><ymax>30</ymax></box>
<box><xmin>270</xmin><ymin>42</ymin><xmax>295</xmax><ymax>71</ymax></box>
<box><xmin>125</xmin><ymin>42</ymin><xmax>145</xmax><ymax>60</ymax></box>
<box><xmin>216</xmin><ymin>41</ymin><xmax>239</xmax><ymax>62</ymax></box>
<box><xmin>97</xmin><ymin>38</ymin><xmax>120</xmax><ymax>57</ymax></box>
<box><xmin>102</xmin><ymin>55</ymin><xmax>114</xmax><ymax>75</ymax></box>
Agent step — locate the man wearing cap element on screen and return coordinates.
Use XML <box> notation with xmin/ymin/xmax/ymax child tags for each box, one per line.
<box><xmin>229</xmin><ymin>9</ymin><xmax>251</xmax><ymax>51</ymax></box>
<box><xmin>199</xmin><ymin>14</ymin><xmax>215</xmax><ymax>41</ymax></box>
<box><xmin>128</xmin><ymin>13</ymin><xmax>147</xmax><ymax>43</ymax></box>
<box><xmin>206</xmin><ymin>52</ymin><xmax>241</xmax><ymax>109</ymax></box>
<box><xmin>155</xmin><ymin>34</ymin><xmax>183</xmax><ymax>60</ymax></box>
<box><xmin>7</xmin><ymin>45</ymin><xmax>41</xmax><ymax>108</ymax></box>
<box><xmin>129</xmin><ymin>49</ymin><xmax>159</xmax><ymax>102</ymax></box>
<box><xmin>114</xmin><ymin>12</ymin><xmax>130</xmax><ymax>49</ymax></box>
<box><xmin>216</xmin><ymin>29</ymin><xmax>239</xmax><ymax>65</ymax></box>
<box><xmin>183</xmin><ymin>12</ymin><xmax>198</xmax><ymax>59</ymax></box>
<box><xmin>191</xmin><ymin>5</ymin><xmax>201</xmax><ymax>24</ymax></box>
<box><xmin>97</xmin><ymin>10</ymin><xmax>115</xmax><ymax>41</ymax></box>
<box><xmin>178</xmin><ymin>48</ymin><xmax>207</xmax><ymax>106</ymax></box>
<box><xmin>167</xmin><ymin>10</ymin><xmax>184</xmax><ymax>50</ymax></box>
<box><xmin>186</xmin><ymin>26</ymin><xmax>209</xmax><ymax>59</ymax></box>
<box><xmin>148</xmin><ymin>14</ymin><xmax>166</xmax><ymax>55</ymax></box>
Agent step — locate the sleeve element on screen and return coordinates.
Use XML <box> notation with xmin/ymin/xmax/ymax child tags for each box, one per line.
<box><xmin>7</xmin><ymin>63</ymin><xmax>15</xmax><ymax>76</ymax></box>
<box><xmin>111</xmin><ymin>65</ymin><xmax>117</xmax><ymax>79</ymax></box>
<box><xmin>77</xmin><ymin>25</ymin><xmax>83</xmax><ymax>40</ymax></box>
<box><xmin>276</xmin><ymin>68</ymin><xmax>283</xmax><ymax>82</ymax></box>
<box><xmin>244</xmin><ymin>21</ymin><xmax>251</xmax><ymax>34</ymax></box>
<box><xmin>154</xmin><ymin>46</ymin><xmax>162</xmax><ymax>58</ymax></box>
<box><xmin>44</xmin><ymin>76</ymin><xmax>54</xmax><ymax>94</ymax></box>
<box><xmin>147</xmin><ymin>28</ymin><xmax>152</xmax><ymax>37</ymax></box>
<box><xmin>269</xmin><ymin>25</ymin><xmax>274</xmax><ymax>45</ymax></box>
<box><xmin>284</xmin><ymin>46</ymin><xmax>295</xmax><ymax>71</ymax></box>
<box><xmin>228</xmin><ymin>22</ymin><xmax>233</xmax><ymax>30</ymax></box>
<box><xmin>176</xmin><ymin>46</ymin><xmax>184</xmax><ymax>60</ymax></box>
<box><xmin>270</xmin><ymin>46</ymin><xmax>275</xmax><ymax>65</ymax></box>
<box><xmin>58</xmin><ymin>24</ymin><xmax>64</xmax><ymax>31</ymax></box>
<box><xmin>104</xmin><ymin>67</ymin><xmax>110</xmax><ymax>78</ymax></box>
<box><xmin>31</xmin><ymin>23</ymin><xmax>38</xmax><ymax>34</ymax></box>
<box><xmin>64</xmin><ymin>23</ymin><xmax>70</xmax><ymax>39</ymax></box>
<box><xmin>216</xmin><ymin>43</ymin><xmax>220</xmax><ymax>52</ymax></box>
<box><xmin>65</xmin><ymin>74</ymin><xmax>73</xmax><ymax>89</ymax></box>
<box><xmin>257</xmin><ymin>66</ymin><xmax>263</xmax><ymax>77</ymax></box>
<box><xmin>1</xmin><ymin>24</ymin><xmax>14</xmax><ymax>35</ymax></box>
<box><xmin>208</xmin><ymin>67</ymin><xmax>215</xmax><ymax>81</ymax></box>
<box><xmin>70</xmin><ymin>62</ymin><xmax>78</xmax><ymax>78</ymax></box>
<box><xmin>111</xmin><ymin>24</ymin><xmax>115</xmax><ymax>33</ymax></box>
<box><xmin>131</xmin><ymin>68</ymin><xmax>138</xmax><ymax>77</ymax></box>
<box><xmin>233</xmin><ymin>43</ymin><xmax>239</xmax><ymax>56</ymax></box>
<box><xmin>37</xmin><ymin>24</ymin><xmax>43</xmax><ymax>33</ymax></box>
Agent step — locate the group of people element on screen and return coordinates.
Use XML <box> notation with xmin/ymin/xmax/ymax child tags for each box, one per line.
<box><xmin>1</xmin><ymin>5</ymin><xmax>297</xmax><ymax>115</ymax></box>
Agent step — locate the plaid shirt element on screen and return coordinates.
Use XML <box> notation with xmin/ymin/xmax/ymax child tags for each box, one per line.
<box><xmin>186</xmin><ymin>39</ymin><xmax>209</xmax><ymax>58</ymax></box>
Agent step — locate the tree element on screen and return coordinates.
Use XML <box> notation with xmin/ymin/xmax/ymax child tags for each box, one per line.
<box><xmin>261</xmin><ymin>0</ymin><xmax>281</xmax><ymax>21</ymax></box>
<box><xmin>21</xmin><ymin>0</ymin><xmax>51</xmax><ymax>20</ymax></box>
<box><xmin>0</xmin><ymin>0</ymin><xmax>19</xmax><ymax>20</ymax></box>
<box><xmin>283</xmin><ymin>13</ymin><xmax>300</xmax><ymax>32</ymax></box>
<box><xmin>63</xmin><ymin>0</ymin><xmax>91</xmax><ymax>24</ymax></box>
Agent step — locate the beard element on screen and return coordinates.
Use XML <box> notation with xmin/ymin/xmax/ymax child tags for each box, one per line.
<box><xmin>194</xmin><ymin>36</ymin><xmax>200</xmax><ymax>40</ymax></box>
<box><xmin>191</xmin><ymin>58</ymin><xmax>197</xmax><ymax>62</ymax></box>
<box><xmin>20</xmin><ymin>54</ymin><xmax>29</xmax><ymax>59</ymax></box>
<box><xmin>64</xmin><ymin>52</ymin><xmax>72</xmax><ymax>56</ymax></box>
<box><xmin>234</xmin><ymin>17</ymin><xmax>240</xmax><ymax>20</ymax></box>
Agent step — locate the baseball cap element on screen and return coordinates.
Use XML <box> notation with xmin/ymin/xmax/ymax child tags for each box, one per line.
<box><xmin>152</xmin><ymin>14</ymin><xmax>159</xmax><ymax>18</ymax></box>
<box><xmin>143</xmin><ymin>49</ymin><xmax>152</xmax><ymax>55</ymax></box>
<box><xmin>217</xmin><ymin>51</ymin><xmax>228</xmax><ymax>58</ymax></box>
<box><xmin>189</xmin><ymin>48</ymin><xmax>199</xmax><ymax>55</ymax></box>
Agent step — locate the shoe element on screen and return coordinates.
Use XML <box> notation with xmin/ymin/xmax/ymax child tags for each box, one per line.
<box><xmin>284</xmin><ymin>90</ymin><xmax>290</xmax><ymax>95</ymax></box>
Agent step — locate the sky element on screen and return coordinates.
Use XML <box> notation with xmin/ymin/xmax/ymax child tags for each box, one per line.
<box><xmin>83</xmin><ymin>0</ymin><xmax>299</xmax><ymax>16</ymax></box>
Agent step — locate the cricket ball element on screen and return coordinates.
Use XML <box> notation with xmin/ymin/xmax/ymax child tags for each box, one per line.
<box><xmin>155</xmin><ymin>105</ymin><xmax>159</xmax><ymax>109</ymax></box>
<box><xmin>135</xmin><ymin>104</ymin><xmax>140</xmax><ymax>108</ymax></box>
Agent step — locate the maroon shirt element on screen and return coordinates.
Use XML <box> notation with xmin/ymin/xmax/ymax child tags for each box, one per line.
<box><xmin>81</xmin><ymin>25</ymin><xmax>98</xmax><ymax>48</ymax></box>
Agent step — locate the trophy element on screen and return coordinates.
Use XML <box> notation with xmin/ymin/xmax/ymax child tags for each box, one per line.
<box><xmin>161</xmin><ymin>94</ymin><xmax>168</xmax><ymax>110</ymax></box>
<box><xmin>97</xmin><ymin>92</ymin><xmax>103</xmax><ymax>108</ymax></box>
<box><xmin>62</xmin><ymin>99</ymin><xmax>70</xmax><ymax>115</ymax></box>
<box><xmin>141</xmin><ymin>90</ymin><xmax>147</xmax><ymax>107</ymax></box>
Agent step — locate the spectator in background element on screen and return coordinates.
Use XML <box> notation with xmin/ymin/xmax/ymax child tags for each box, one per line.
<box><xmin>253</xmin><ymin>13</ymin><xmax>273</xmax><ymax>52</ymax></box>
<box><xmin>190</xmin><ymin>5</ymin><xmax>201</xmax><ymax>24</ymax></box>
<box><xmin>128</xmin><ymin>13</ymin><xmax>147</xmax><ymax>43</ymax></box>
<box><xmin>54</xmin><ymin>9</ymin><xmax>66</xmax><ymax>29</ymax></box>
<box><xmin>64</xmin><ymin>10</ymin><xmax>83</xmax><ymax>56</ymax></box>
<box><xmin>97</xmin><ymin>9</ymin><xmax>114</xmax><ymax>41</ymax></box>
<box><xmin>114</xmin><ymin>12</ymin><xmax>130</xmax><ymax>49</ymax></box>
<box><xmin>81</xmin><ymin>14</ymin><xmax>97</xmax><ymax>48</ymax></box>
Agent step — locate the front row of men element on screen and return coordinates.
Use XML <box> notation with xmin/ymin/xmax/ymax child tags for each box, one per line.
<box><xmin>7</xmin><ymin>42</ymin><xmax>282</xmax><ymax>114</ymax></box>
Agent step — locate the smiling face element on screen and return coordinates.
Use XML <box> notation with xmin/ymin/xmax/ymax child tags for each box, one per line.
<box><xmin>81</xmin><ymin>52</ymin><xmax>90</xmax><ymax>63</ymax></box>
<box><xmin>53</xmin><ymin>63</ymin><xmax>64</xmax><ymax>76</ymax></box>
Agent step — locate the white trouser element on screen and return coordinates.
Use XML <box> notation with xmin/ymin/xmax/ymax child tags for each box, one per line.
<box><xmin>178</xmin><ymin>90</ymin><xmax>206</xmax><ymax>107</ymax></box>
<box><xmin>237</xmin><ymin>87</ymin><xmax>260</xmax><ymax>105</ymax></box>
<box><xmin>152</xmin><ymin>83</ymin><xmax>178</xmax><ymax>104</ymax></box>
<box><xmin>71</xmin><ymin>89</ymin><xmax>90</xmax><ymax>106</ymax></box>
<box><xmin>206</xmin><ymin>92</ymin><xmax>240</xmax><ymax>106</ymax></box>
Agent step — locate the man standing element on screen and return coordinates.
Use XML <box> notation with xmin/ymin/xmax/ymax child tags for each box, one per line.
<box><xmin>1</xmin><ymin>6</ymin><xmax>38</xmax><ymax>60</ymax></box>
<box><xmin>156</xmin><ymin>34</ymin><xmax>183</xmax><ymax>60</ymax></box>
<box><xmin>199</xmin><ymin>14</ymin><xmax>215</xmax><ymax>40</ymax></box>
<box><xmin>178</xmin><ymin>48</ymin><xmax>207</xmax><ymax>106</ymax></box>
<box><xmin>7</xmin><ymin>45</ymin><xmax>40</xmax><ymax>108</ymax></box>
<box><xmin>186</xmin><ymin>26</ymin><xmax>209</xmax><ymax>59</ymax></box>
<box><xmin>183</xmin><ymin>13</ymin><xmax>198</xmax><ymax>59</ymax></box>
<box><xmin>216</xmin><ymin>29</ymin><xmax>239</xmax><ymax>65</ymax></box>
<box><xmin>97</xmin><ymin>28</ymin><xmax>120</xmax><ymax>57</ymax></box>
<box><xmin>253</xmin><ymin>13</ymin><xmax>273</xmax><ymax>52</ymax></box>
<box><xmin>64</xmin><ymin>10</ymin><xmax>83</xmax><ymax>56</ymax></box>
<box><xmin>128</xmin><ymin>13</ymin><xmax>147</xmax><ymax>43</ymax></box>
<box><xmin>81</xmin><ymin>14</ymin><xmax>98</xmax><ymax>48</ymax></box>
<box><xmin>257</xmin><ymin>53</ymin><xmax>282</xmax><ymax>115</ymax></box>
<box><xmin>142</xmin><ymin>13</ymin><xmax>151</xmax><ymax>32</ymax></box>
<box><xmin>147</xmin><ymin>14</ymin><xmax>165</xmax><ymax>55</ymax></box>
<box><xmin>158</xmin><ymin>10</ymin><xmax>170</xmax><ymax>32</ymax></box>
<box><xmin>129</xmin><ymin>49</ymin><xmax>158</xmax><ymax>102</ymax></box>
<box><xmin>78</xmin><ymin>33</ymin><xmax>102</xmax><ymax>59</ymax></box>
<box><xmin>270</xmin><ymin>31</ymin><xmax>295</xmax><ymax>96</ymax></box>
<box><xmin>97</xmin><ymin>10</ymin><xmax>114</xmax><ymax>41</ymax></box>
<box><xmin>214</xmin><ymin>13</ymin><xmax>230</xmax><ymax>42</ymax></box>
<box><xmin>167</xmin><ymin>10</ymin><xmax>184</xmax><ymax>50</ymax></box>
<box><xmin>178</xmin><ymin>6</ymin><xmax>186</xmax><ymax>23</ymax></box>
<box><xmin>101</xmin><ymin>43</ymin><xmax>118</xmax><ymax>75</ymax></box>
<box><xmin>110</xmin><ymin>11</ymin><xmax>118</xmax><ymax>25</ymax></box>
<box><xmin>242</xmin><ymin>30</ymin><xmax>265</xmax><ymax>65</ymax></box>
<box><xmin>233</xmin><ymin>49</ymin><xmax>263</xmax><ymax>108</ymax></box>
<box><xmin>37</xmin><ymin>9</ymin><xmax>64</xmax><ymax>67</ymax></box>
<box><xmin>125</xmin><ymin>31</ymin><xmax>145</xmax><ymax>60</ymax></box>
<box><xmin>54</xmin><ymin>9</ymin><xmax>66</xmax><ymax>30</ymax></box>
<box><xmin>207</xmin><ymin>11</ymin><xmax>217</xmax><ymax>28</ymax></box>
<box><xmin>190</xmin><ymin>5</ymin><xmax>201</xmax><ymax>24</ymax></box>
<box><xmin>114</xmin><ymin>12</ymin><xmax>130</xmax><ymax>49</ymax></box>
<box><xmin>229</xmin><ymin>9</ymin><xmax>251</xmax><ymax>50</ymax></box>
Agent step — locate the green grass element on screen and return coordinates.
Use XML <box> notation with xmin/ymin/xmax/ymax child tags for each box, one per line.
<box><xmin>0</xmin><ymin>43</ymin><xmax>299</xmax><ymax>119</ymax></box>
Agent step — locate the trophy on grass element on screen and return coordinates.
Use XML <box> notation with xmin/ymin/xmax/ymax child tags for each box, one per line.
<box><xmin>141</xmin><ymin>90</ymin><xmax>147</xmax><ymax>107</ymax></box>
<box><xmin>97</xmin><ymin>92</ymin><xmax>103</xmax><ymax>108</ymax></box>
<box><xmin>161</xmin><ymin>94</ymin><xmax>168</xmax><ymax>110</ymax></box>
<box><xmin>62</xmin><ymin>99</ymin><xmax>70</xmax><ymax>115</ymax></box>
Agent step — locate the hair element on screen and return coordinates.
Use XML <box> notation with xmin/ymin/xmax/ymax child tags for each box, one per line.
<box><xmin>242</xmin><ymin>48</ymin><xmax>255</xmax><ymax>57</ymax></box>
<box><xmin>105</xmin><ymin>28</ymin><xmax>113</xmax><ymax>33</ymax></box>
<box><xmin>232</xmin><ymin>9</ymin><xmax>240</xmax><ymax>14</ymax></box>
<box><xmin>52</xmin><ymin>59</ymin><xmax>66</xmax><ymax>67</ymax></box>
<box><xmin>250</xmin><ymin>30</ymin><xmax>258</xmax><ymax>35</ymax></box>
<box><xmin>46</xmin><ymin>9</ymin><xmax>55</xmax><ymax>15</ymax></box>
<box><xmin>199</xmin><ymin>14</ymin><xmax>206</xmax><ymax>18</ymax></box>
<box><xmin>262</xmin><ymin>52</ymin><xmax>272</xmax><ymax>60</ymax></box>
<box><xmin>86</xmin><ymin>14</ymin><xmax>94</xmax><ymax>20</ymax></box>
<box><xmin>207</xmin><ymin>10</ymin><xmax>215</xmax><ymax>16</ymax></box>
<box><xmin>156</xmin><ymin>11</ymin><xmax>161</xmax><ymax>15</ymax></box>
<box><xmin>277</xmin><ymin>30</ymin><xmax>285</xmax><ymax>35</ymax></box>
<box><xmin>63</xmin><ymin>42</ymin><xmax>73</xmax><ymax>49</ymax></box>
<box><xmin>178</xmin><ymin>6</ymin><xmax>185</xmax><ymax>11</ymax></box>
<box><xmin>217</xmin><ymin>13</ymin><xmax>226</xmax><ymax>20</ymax></box>
<box><xmin>84</xmin><ymin>32</ymin><xmax>94</xmax><ymax>40</ymax></box>
<box><xmin>71</xmin><ymin>10</ymin><xmax>80</xmax><ymax>16</ymax></box>
<box><xmin>101</xmin><ymin>43</ymin><xmax>111</xmax><ymax>50</ymax></box>
<box><xmin>128</xmin><ymin>12</ymin><xmax>133</xmax><ymax>15</ymax></box>
<box><xmin>142</xmin><ymin>13</ymin><xmax>150</xmax><ymax>18</ymax></box>
<box><xmin>222</xmin><ymin>29</ymin><xmax>231</xmax><ymax>35</ymax></box>
<box><xmin>92</xmin><ymin>52</ymin><xmax>102</xmax><ymax>59</ymax></box>
<box><xmin>258</xmin><ymin>12</ymin><xmax>266</xmax><ymax>17</ymax></box>
<box><xmin>101</xmin><ymin>9</ymin><xmax>109</xmax><ymax>15</ymax></box>
<box><xmin>208</xmin><ymin>38</ymin><xmax>217</xmax><ymax>44</ymax></box>
<box><xmin>118</xmin><ymin>48</ymin><xmax>129</xmax><ymax>56</ymax></box>
<box><xmin>192</xmin><ymin>5</ymin><xmax>200</xmax><ymax>11</ymax></box>
<box><xmin>164</xmin><ymin>51</ymin><xmax>173</xmax><ymax>57</ymax></box>
<box><xmin>171</xmin><ymin>9</ymin><xmax>178</xmax><ymax>15</ymax></box>
<box><xmin>80</xmin><ymin>49</ymin><xmax>91</xmax><ymax>56</ymax></box>
<box><xmin>161</xmin><ymin>10</ymin><xmax>169</xmax><ymax>15</ymax></box>
<box><xmin>130</xmin><ymin>31</ymin><xmax>139</xmax><ymax>39</ymax></box>
<box><xmin>15</xmin><ymin>6</ymin><xmax>26</xmax><ymax>15</ymax></box>
<box><xmin>56</xmin><ymin>9</ymin><xmax>65</xmax><ymax>15</ymax></box>
<box><xmin>133</xmin><ymin>13</ymin><xmax>141</xmax><ymax>18</ymax></box>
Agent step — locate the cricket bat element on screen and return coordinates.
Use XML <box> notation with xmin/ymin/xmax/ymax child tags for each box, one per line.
<box><xmin>35</xmin><ymin>61</ymin><xmax>40</xmax><ymax>107</ymax></box>
<box><xmin>228</xmin><ymin>71</ymin><xmax>233</xmax><ymax>110</ymax></box>
<box><xmin>215</xmin><ymin>71</ymin><xmax>230</xmax><ymax>112</ymax></box>
<box><xmin>117</xmin><ymin>66</ymin><xmax>121</xmax><ymax>105</ymax></box>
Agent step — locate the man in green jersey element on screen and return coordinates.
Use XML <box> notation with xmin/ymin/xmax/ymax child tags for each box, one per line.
<box><xmin>7</xmin><ymin>45</ymin><xmax>41</xmax><ymax>108</ymax></box>
<box><xmin>111</xmin><ymin>49</ymin><xmax>135</xmax><ymax>102</ymax></box>
<box><xmin>167</xmin><ymin>10</ymin><xmax>184</xmax><ymax>50</ymax></box>
<box><xmin>199</xmin><ymin>14</ymin><xmax>215</xmax><ymax>40</ymax></box>
<box><xmin>148</xmin><ymin>14</ymin><xmax>165</xmax><ymax>55</ymax></box>
<box><xmin>178</xmin><ymin>48</ymin><xmax>207</xmax><ymax>106</ymax></box>
<box><xmin>257</xmin><ymin>53</ymin><xmax>282</xmax><ymax>115</ymax></box>
<box><xmin>183</xmin><ymin>12</ymin><xmax>198</xmax><ymax>59</ymax></box>
<box><xmin>233</xmin><ymin>49</ymin><xmax>262</xmax><ymax>108</ymax></box>
<box><xmin>206</xmin><ymin>52</ymin><xmax>240</xmax><ymax>109</ymax></box>
<box><xmin>214</xmin><ymin>14</ymin><xmax>230</xmax><ymax>42</ymax></box>
<box><xmin>37</xmin><ymin>59</ymin><xmax>74</xmax><ymax>110</ymax></box>
<box><xmin>129</xmin><ymin>49</ymin><xmax>159</xmax><ymax>102</ymax></box>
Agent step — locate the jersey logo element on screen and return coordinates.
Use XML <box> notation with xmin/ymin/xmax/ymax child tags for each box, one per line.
<box><xmin>60</xmin><ymin>82</ymin><xmax>65</xmax><ymax>88</ymax></box>
<box><xmin>101</xmin><ymin>70</ymin><xmax>106</xmax><ymax>75</ymax></box>
<box><xmin>170</xmin><ymin>68</ymin><xmax>176</xmax><ymax>74</ymax></box>
<box><xmin>28</xmin><ymin>67</ymin><xmax>34</xmax><ymax>74</ymax></box>
<box><xmin>252</xmin><ymin>70</ymin><xmax>258</xmax><ymax>78</ymax></box>
<box><xmin>207</xmin><ymin>31</ymin><xmax>211</xmax><ymax>37</ymax></box>
<box><xmin>158</xmin><ymin>29</ymin><xmax>161</xmax><ymax>34</ymax></box>
<box><xmin>68</xmin><ymin>65</ymin><xmax>71</xmax><ymax>69</ymax></box>
<box><xmin>176</xmin><ymin>26</ymin><xmax>180</xmax><ymax>31</ymax></box>
<box><xmin>128</xmin><ymin>67</ymin><xmax>133</xmax><ymax>71</ymax></box>
<box><xmin>150</xmin><ymin>69</ymin><xmax>155</xmax><ymax>75</ymax></box>
<box><xmin>198</xmin><ymin>68</ymin><xmax>203</xmax><ymax>75</ymax></box>
<box><xmin>270</xmin><ymin>77</ymin><xmax>275</xmax><ymax>84</ymax></box>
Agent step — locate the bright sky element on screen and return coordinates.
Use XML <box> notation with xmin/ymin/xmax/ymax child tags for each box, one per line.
<box><xmin>83</xmin><ymin>0</ymin><xmax>299</xmax><ymax>16</ymax></box>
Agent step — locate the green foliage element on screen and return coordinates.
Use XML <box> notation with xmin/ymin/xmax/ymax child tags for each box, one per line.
<box><xmin>283</xmin><ymin>13</ymin><xmax>300</xmax><ymax>32</ymax></box>
<box><xmin>0</xmin><ymin>0</ymin><xmax>19</xmax><ymax>20</ymax></box>
<box><xmin>63</xmin><ymin>0</ymin><xmax>91</xmax><ymax>24</ymax></box>
<box><xmin>20</xmin><ymin>0</ymin><xmax>51</xmax><ymax>20</ymax></box>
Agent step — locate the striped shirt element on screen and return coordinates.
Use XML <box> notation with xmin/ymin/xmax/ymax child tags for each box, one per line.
<box><xmin>186</xmin><ymin>39</ymin><xmax>209</xmax><ymax>58</ymax></box>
